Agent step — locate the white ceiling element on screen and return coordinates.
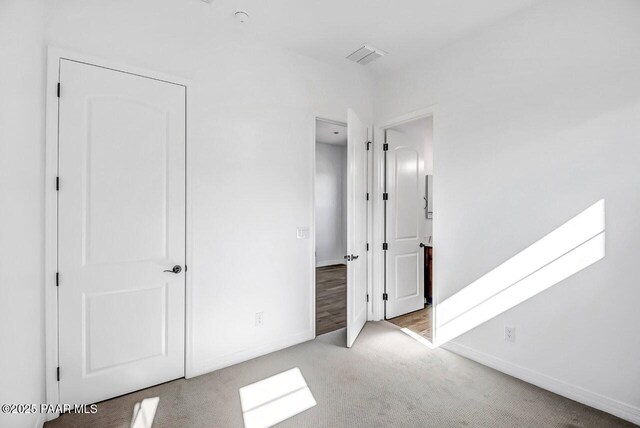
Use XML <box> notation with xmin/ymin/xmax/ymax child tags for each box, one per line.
<box><xmin>194</xmin><ymin>0</ymin><xmax>541</xmax><ymax>75</ymax></box>
<box><xmin>316</xmin><ymin>120</ymin><xmax>347</xmax><ymax>146</ymax></box>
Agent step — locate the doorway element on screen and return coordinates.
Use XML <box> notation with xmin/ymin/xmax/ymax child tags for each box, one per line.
<box><xmin>48</xmin><ymin>55</ymin><xmax>187</xmax><ymax>406</ymax></box>
<box><xmin>381</xmin><ymin>115</ymin><xmax>434</xmax><ymax>340</ymax></box>
<box><xmin>313</xmin><ymin>111</ymin><xmax>370</xmax><ymax>347</ymax></box>
<box><xmin>314</xmin><ymin>118</ymin><xmax>348</xmax><ymax>336</ymax></box>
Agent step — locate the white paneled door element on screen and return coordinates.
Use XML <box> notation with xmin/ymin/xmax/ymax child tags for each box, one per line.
<box><xmin>385</xmin><ymin>129</ymin><xmax>425</xmax><ymax>319</ymax></box>
<box><xmin>57</xmin><ymin>60</ymin><xmax>186</xmax><ymax>405</ymax></box>
<box><xmin>346</xmin><ymin>109</ymin><xmax>369</xmax><ymax>347</ymax></box>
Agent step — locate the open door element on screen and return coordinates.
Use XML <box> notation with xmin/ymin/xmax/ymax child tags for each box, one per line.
<box><xmin>384</xmin><ymin>129</ymin><xmax>425</xmax><ymax>319</ymax></box>
<box><xmin>346</xmin><ymin>109</ymin><xmax>369</xmax><ymax>347</ymax></box>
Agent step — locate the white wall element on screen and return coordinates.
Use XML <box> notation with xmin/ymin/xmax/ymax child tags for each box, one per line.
<box><xmin>5</xmin><ymin>0</ymin><xmax>639</xmax><ymax>425</ymax></box>
<box><xmin>0</xmin><ymin>1</ymin><xmax>372</xmax><ymax>426</ymax></box>
<box><xmin>43</xmin><ymin>0</ymin><xmax>373</xmax><ymax>375</ymax></box>
<box><xmin>376</xmin><ymin>0</ymin><xmax>640</xmax><ymax>422</ymax></box>
<box><xmin>315</xmin><ymin>142</ymin><xmax>347</xmax><ymax>266</ymax></box>
<box><xmin>0</xmin><ymin>1</ymin><xmax>46</xmax><ymax>427</ymax></box>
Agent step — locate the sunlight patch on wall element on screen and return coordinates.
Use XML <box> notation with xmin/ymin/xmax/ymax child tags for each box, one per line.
<box><xmin>239</xmin><ymin>367</ymin><xmax>316</xmax><ymax>428</ymax></box>
<box><xmin>433</xmin><ymin>199</ymin><xmax>605</xmax><ymax>346</ymax></box>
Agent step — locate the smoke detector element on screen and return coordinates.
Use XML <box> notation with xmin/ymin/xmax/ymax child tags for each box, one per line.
<box><xmin>346</xmin><ymin>44</ymin><xmax>387</xmax><ymax>65</ymax></box>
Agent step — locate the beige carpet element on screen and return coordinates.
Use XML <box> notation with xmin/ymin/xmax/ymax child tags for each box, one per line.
<box><xmin>46</xmin><ymin>322</ymin><xmax>633</xmax><ymax>427</ymax></box>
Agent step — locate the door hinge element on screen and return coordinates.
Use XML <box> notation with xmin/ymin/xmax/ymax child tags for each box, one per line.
<box><xmin>366</xmin><ymin>294</ymin><xmax>369</xmax><ymax>303</ymax></box>
<box><xmin>382</xmin><ymin>243</ymin><xmax>388</xmax><ymax>250</ymax></box>
<box><xmin>383</xmin><ymin>193</ymin><xmax>388</xmax><ymax>200</ymax></box>
<box><xmin>366</xmin><ymin>193</ymin><xmax>369</xmax><ymax>201</ymax></box>
<box><xmin>56</xmin><ymin>177</ymin><xmax>59</xmax><ymax>191</ymax></box>
<box><xmin>57</xmin><ymin>82</ymin><xmax>61</xmax><ymax>98</ymax></box>
<box><xmin>383</xmin><ymin>143</ymin><xmax>389</xmax><ymax>151</ymax></box>
<box><xmin>56</xmin><ymin>367</ymin><xmax>60</xmax><ymax>382</ymax></box>
<box><xmin>366</xmin><ymin>243</ymin><xmax>369</xmax><ymax>251</ymax></box>
<box><xmin>366</xmin><ymin>141</ymin><xmax>372</xmax><ymax>151</ymax></box>
<box><xmin>383</xmin><ymin>293</ymin><xmax>388</xmax><ymax>301</ymax></box>
<box><xmin>185</xmin><ymin>264</ymin><xmax>188</xmax><ymax>272</ymax></box>
<box><xmin>56</xmin><ymin>272</ymin><xmax>59</xmax><ymax>287</ymax></box>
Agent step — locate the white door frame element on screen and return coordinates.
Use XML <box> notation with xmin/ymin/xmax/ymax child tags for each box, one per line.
<box><xmin>312</xmin><ymin>116</ymin><xmax>373</xmax><ymax>338</ymax></box>
<box><xmin>312</xmin><ymin>117</ymin><xmax>346</xmax><ymax>340</ymax></box>
<box><xmin>372</xmin><ymin>105</ymin><xmax>438</xmax><ymax>341</ymax></box>
<box><xmin>44</xmin><ymin>47</ymin><xmax>191</xmax><ymax>419</ymax></box>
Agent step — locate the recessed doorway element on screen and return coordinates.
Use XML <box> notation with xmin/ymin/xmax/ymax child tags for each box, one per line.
<box><xmin>382</xmin><ymin>115</ymin><xmax>434</xmax><ymax>341</ymax></box>
<box><xmin>314</xmin><ymin>118</ymin><xmax>348</xmax><ymax>336</ymax></box>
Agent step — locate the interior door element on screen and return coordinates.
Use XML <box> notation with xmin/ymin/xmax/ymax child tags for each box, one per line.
<box><xmin>385</xmin><ymin>129</ymin><xmax>425</xmax><ymax>319</ymax></box>
<box><xmin>58</xmin><ymin>60</ymin><xmax>186</xmax><ymax>405</ymax></box>
<box><xmin>346</xmin><ymin>109</ymin><xmax>369</xmax><ymax>347</ymax></box>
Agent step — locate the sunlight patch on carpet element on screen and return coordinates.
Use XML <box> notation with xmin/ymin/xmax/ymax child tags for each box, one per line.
<box><xmin>239</xmin><ymin>367</ymin><xmax>316</xmax><ymax>428</ymax></box>
<box><xmin>400</xmin><ymin>328</ymin><xmax>437</xmax><ymax>349</ymax></box>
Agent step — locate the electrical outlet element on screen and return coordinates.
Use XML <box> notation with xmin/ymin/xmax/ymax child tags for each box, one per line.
<box><xmin>505</xmin><ymin>326</ymin><xmax>516</xmax><ymax>343</ymax></box>
<box><xmin>296</xmin><ymin>227</ymin><xmax>310</xmax><ymax>239</ymax></box>
<box><xmin>255</xmin><ymin>312</ymin><xmax>264</xmax><ymax>327</ymax></box>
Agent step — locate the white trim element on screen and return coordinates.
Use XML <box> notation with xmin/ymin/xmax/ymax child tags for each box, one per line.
<box><xmin>372</xmin><ymin>105</ymin><xmax>438</xmax><ymax>332</ymax></box>
<box><xmin>442</xmin><ymin>341</ymin><xmax>640</xmax><ymax>425</ymax></box>
<box><xmin>34</xmin><ymin>413</ymin><xmax>46</xmax><ymax>428</ymax></box>
<box><xmin>316</xmin><ymin>260</ymin><xmax>347</xmax><ymax>268</ymax></box>
<box><xmin>183</xmin><ymin>75</ymin><xmax>195</xmax><ymax>380</ymax></box>
<box><xmin>376</xmin><ymin>106</ymin><xmax>438</xmax><ymax>130</ymax></box>
<box><xmin>189</xmin><ymin>330</ymin><xmax>314</xmax><ymax>378</ymax></box>
<box><xmin>44</xmin><ymin>47</ymin><xmax>192</xmax><ymax>418</ymax></box>
<box><xmin>371</xmin><ymin>126</ymin><xmax>385</xmax><ymax>321</ymax></box>
<box><xmin>316</xmin><ymin>117</ymin><xmax>347</xmax><ymax>128</ymax></box>
<box><xmin>366</xmin><ymin>126</ymin><xmax>374</xmax><ymax>321</ymax></box>
<box><xmin>44</xmin><ymin>46</ymin><xmax>61</xmax><ymax>421</ymax></box>
<box><xmin>311</xmin><ymin>117</ymin><xmax>319</xmax><ymax>338</ymax></box>
<box><xmin>48</xmin><ymin>47</ymin><xmax>191</xmax><ymax>88</ymax></box>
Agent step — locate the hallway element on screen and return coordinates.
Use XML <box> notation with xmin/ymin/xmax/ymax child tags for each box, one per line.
<box><xmin>315</xmin><ymin>264</ymin><xmax>347</xmax><ymax>336</ymax></box>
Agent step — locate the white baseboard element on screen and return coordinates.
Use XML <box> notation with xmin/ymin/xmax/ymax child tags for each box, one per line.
<box><xmin>187</xmin><ymin>330</ymin><xmax>314</xmax><ymax>378</ymax></box>
<box><xmin>34</xmin><ymin>413</ymin><xmax>46</xmax><ymax>428</ymax></box>
<box><xmin>316</xmin><ymin>259</ymin><xmax>346</xmax><ymax>267</ymax></box>
<box><xmin>442</xmin><ymin>341</ymin><xmax>640</xmax><ymax>425</ymax></box>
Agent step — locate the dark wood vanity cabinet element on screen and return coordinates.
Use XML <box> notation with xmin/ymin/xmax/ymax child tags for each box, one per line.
<box><xmin>425</xmin><ymin>246</ymin><xmax>433</xmax><ymax>304</ymax></box>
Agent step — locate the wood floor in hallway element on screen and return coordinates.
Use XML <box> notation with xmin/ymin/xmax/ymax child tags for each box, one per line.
<box><xmin>316</xmin><ymin>264</ymin><xmax>347</xmax><ymax>336</ymax></box>
<box><xmin>387</xmin><ymin>305</ymin><xmax>433</xmax><ymax>340</ymax></box>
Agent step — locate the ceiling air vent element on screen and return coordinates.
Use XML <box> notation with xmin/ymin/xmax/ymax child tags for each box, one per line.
<box><xmin>346</xmin><ymin>44</ymin><xmax>387</xmax><ymax>65</ymax></box>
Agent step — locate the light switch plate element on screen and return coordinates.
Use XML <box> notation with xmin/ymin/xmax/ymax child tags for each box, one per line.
<box><xmin>296</xmin><ymin>227</ymin><xmax>310</xmax><ymax>239</ymax></box>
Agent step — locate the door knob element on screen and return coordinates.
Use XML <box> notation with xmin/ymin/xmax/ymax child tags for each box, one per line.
<box><xmin>164</xmin><ymin>265</ymin><xmax>182</xmax><ymax>274</ymax></box>
<box><xmin>352</xmin><ymin>255</ymin><xmax>359</xmax><ymax>260</ymax></box>
<box><xmin>344</xmin><ymin>255</ymin><xmax>352</xmax><ymax>261</ymax></box>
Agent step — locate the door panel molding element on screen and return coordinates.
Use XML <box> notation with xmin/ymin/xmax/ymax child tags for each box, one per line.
<box><xmin>45</xmin><ymin>47</ymin><xmax>191</xmax><ymax>420</ymax></box>
<box><xmin>372</xmin><ymin>106</ymin><xmax>437</xmax><ymax>336</ymax></box>
<box><xmin>384</xmin><ymin>129</ymin><xmax>425</xmax><ymax>319</ymax></box>
<box><xmin>58</xmin><ymin>58</ymin><xmax>185</xmax><ymax>404</ymax></box>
